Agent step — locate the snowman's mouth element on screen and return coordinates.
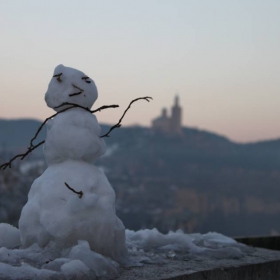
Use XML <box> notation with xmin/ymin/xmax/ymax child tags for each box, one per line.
<box><xmin>69</xmin><ymin>84</ymin><xmax>84</xmax><ymax>97</ymax></box>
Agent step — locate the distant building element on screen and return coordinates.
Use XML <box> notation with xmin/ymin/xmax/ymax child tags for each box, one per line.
<box><xmin>152</xmin><ymin>95</ymin><xmax>182</xmax><ymax>134</ymax></box>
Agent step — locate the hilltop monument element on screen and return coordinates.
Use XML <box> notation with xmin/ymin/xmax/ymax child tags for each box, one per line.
<box><xmin>152</xmin><ymin>95</ymin><xmax>182</xmax><ymax>134</ymax></box>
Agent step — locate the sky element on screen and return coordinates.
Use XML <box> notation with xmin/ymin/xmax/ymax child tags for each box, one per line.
<box><xmin>0</xmin><ymin>0</ymin><xmax>279</xmax><ymax>143</ymax></box>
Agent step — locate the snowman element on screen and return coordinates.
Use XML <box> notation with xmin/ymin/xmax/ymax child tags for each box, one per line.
<box><xmin>18</xmin><ymin>64</ymin><xmax>127</xmax><ymax>262</ymax></box>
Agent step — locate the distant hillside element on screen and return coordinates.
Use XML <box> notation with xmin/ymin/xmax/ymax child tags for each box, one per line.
<box><xmin>1</xmin><ymin>118</ymin><xmax>280</xmax><ymax>236</ymax></box>
<box><xmin>0</xmin><ymin>119</ymin><xmax>112</xmax><ymax>152</ymax></box>
<box><xmin>100</xmin><ymin>125</ymin><xmax>280</xmax><ymax>172</ymax></box>
<box><xmin>0</xmin><ymin>118</ymin><xmax>280</xmax><ymax>158</ymax></box>
<box><xmin>0</xmin><ymin>119</ymin><xmax>47</xmax><ymax>151</ymax></box>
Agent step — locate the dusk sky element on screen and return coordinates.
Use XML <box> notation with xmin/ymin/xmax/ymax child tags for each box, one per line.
<box><xmin>0</xmin><ymin>0</ymin><xmax>279</xmax><ymax>143</ymax></box>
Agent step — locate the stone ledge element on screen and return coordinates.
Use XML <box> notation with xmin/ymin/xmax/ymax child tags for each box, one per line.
<box><xmin>119</xmin><ymin>247</ymin><xmax>280</xmax><ymax>280</ymax></box>
<box><xmin>235</xmin><ymin>235</ymin><xmax>280</xmax><ymax>251</ymax></box>
<box><xmin>167</xmin><ymin>260</ymin><xmax>280</xmax><ymax>280</ymax></box>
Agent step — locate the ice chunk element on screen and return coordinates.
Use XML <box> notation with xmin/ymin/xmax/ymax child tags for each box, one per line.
<box><xmin>190</xmin><ymin>232</ymin><xmax>237</xmax><ymax>246</ymax></box>
<box><xmin>0</xmin><ymin>262</ymin><xmax>57</xmax><ymax>280</ymax></box>
<box><xmin>0</xmin><ymin>224</ymin><xmax>21</xmax><ymax>249</ymax></box>
<box><xmin>202</xmin><ymin>232</ymin><xmax>237</xmax><ymax>244</ymax></box>
<box><xmin>126</xmin><ymin>228</ymin><xmax>203</xmax><ymax>253</ymax></box>
<box><xmin>61</xmin><ymin>259</ymin><xmax>92</xmax><ymax>280</ymax></box>
<box><xmin>66</xmin><ymin>240</ymin><xmax>119</xmax><ymax>279</ymax></box>
<box><xmin>42</xmin><ymin>258</ymin><xmax>71</xmax><ymax>271</ymax></box>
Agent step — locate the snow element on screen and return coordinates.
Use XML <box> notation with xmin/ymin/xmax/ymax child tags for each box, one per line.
<box><xmin>65</xmin><ymin>240</ymin><xmax>119</xmax><ymax>278</ymax></box>
<box><xmin>0</xmin><ymin>228</ymin><xmax>251</xmax><ymax>279</ymax></box>
<box><xmin>0</xmin><ymin>224</ymin><xmax>21</xmax><ymax>249</ymax></box>
<box><xmin>43</xmin><ymin>109</ymin><xmax>106</xmax><ymax>165</ymax></box>
<box><xmin>0</xmin><ymin>262</ymin><xmax>57</xmax><ymax>280</ymax></box>
<box><xmin>125</xmin><ymin>229</ymin><xmax>248</xmax><ymax>264</ymax></box>
<box><xmin>60</xmin><ymin>260</ymin><xmax>91</xmax><ymax>280</ymax></box>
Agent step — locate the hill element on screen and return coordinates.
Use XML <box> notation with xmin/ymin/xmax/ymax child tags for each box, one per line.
<box><xmin>1</xmin><ymin>118</ymin><xmax>280</xmax><ymax>236</ymax></box>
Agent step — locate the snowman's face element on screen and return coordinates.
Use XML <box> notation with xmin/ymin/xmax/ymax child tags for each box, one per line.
<box><xmin>45</xmin><ymin>64</ymin><xmax>98</xmax><ymax>111</ymax></box>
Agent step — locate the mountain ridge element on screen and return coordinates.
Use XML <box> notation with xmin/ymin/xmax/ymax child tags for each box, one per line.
<box><xmin>1</xmin><ymin>118</ymin><xmax>278</xmax><ymax>149</ymax></box>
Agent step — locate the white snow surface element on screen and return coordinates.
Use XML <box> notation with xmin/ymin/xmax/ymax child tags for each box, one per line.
<box><xmin>0</xmin><ymin>224</ymin><xmax>21</xmax><ymax>249</ymax></box>
<box><xmin>0</xmin><ymin>227</ymin><xmax>250</xmax><ymax>279</ymax></box>
<box><xmin>43</xmin><ymin>108</ymin><xmax>106</xmax><ymax>165</ymax></box>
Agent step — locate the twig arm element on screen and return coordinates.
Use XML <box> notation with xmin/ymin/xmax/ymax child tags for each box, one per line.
<box><xmin>100</xmin><ymin>96</ymin><xmax>152</xmax><ymax>138</ymax></box>
<box><xmin>91</xmin><ymin>104</ymin><xmax>119</xmax><ymax>113</ymax></box>
<box><xmin>0</xmin><ymin>141</ymin><xmax>45</xmax><ymax>170</ymax></box>
<box><xmin>64</xmin><ymin>182</ymin><xmax>83</xmax><ymax>198</ymax></box>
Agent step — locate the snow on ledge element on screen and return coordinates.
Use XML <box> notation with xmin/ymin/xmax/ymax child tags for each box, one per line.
<box><xmin>0</xmin><ymin>224</ymin><xmax>252</xmax><ymax>280</ymax></box>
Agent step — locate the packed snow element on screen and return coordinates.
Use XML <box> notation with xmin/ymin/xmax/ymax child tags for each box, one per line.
<box><xmin>0</xmin><ymin>225</ymin><xmax>252</xmax><ymax>279</ymax></box>
<box><xmin>0</xmin><ymin>224</ymin><xmax>21</xmax><ymax>249</ymax></box>
<box><xmin>0</xmin><ymin>65</ymin><xmax>252</xmax><ymax>279</ymax></box>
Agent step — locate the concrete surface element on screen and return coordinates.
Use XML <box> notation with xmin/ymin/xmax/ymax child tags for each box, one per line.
<box><xmin>119</xmin><ymin>247</ymin><xmax>280</xmax><ymax>280</ymax></box>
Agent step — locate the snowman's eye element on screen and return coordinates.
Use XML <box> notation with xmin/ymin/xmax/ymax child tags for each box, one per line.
<box><xmin>81</xmin><ymin>76</ymin><xmax>91</xmax><ymax>84</ymax></box>
<box><xmin>53</xmin><ymin>73</ymin><xmax>62</xmax><ymax>82</ymax></box>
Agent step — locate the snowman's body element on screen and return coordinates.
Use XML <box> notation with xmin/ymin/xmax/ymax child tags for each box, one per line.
<box><xmin>44</xmin><ymin>108</ymin><xmax>106</xmax><ymax>165</ymax></box>
<box><xmin>19</xmin><ymin>65</ymin><xmax>127</xmax><ymax>262</ymax></box>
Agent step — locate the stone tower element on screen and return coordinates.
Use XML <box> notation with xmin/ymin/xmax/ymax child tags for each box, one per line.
<box><xmin>151</xmin><ymin>107</ymin><xmax>170</xmax><ymax>132</ymax></box>
<box><xmin>170</xmin><ymin>95</ymin><xmax>182</xmax><ymax>134</ymax></box>
<box><xmin>151</xmin><ymin>95</ymin><xmax>183</xmax><ymax>134</ymax></box>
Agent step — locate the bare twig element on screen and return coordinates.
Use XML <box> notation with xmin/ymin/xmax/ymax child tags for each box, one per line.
<box><xmin>54</xmin><ymin>102</ymin><xmax>119</xmax><ymax>114</ymax></box>
<box><xmin>91</xmin><ymin>104</ymin><xmax>119</xmax><ymax>114</ymax></box>
<box><xmin>100</xmin><ymin>96</ymin><xmax>153</xmax><ymax>138</ymax></box>
<box><xmin>64</xmin><ymin>182</ymin><xmax>83</xmax><ymax>198</ymax></box>
<box><xmin>0</xmin><ymin>141</ymin><xmax>45</xmax><ymax>170</ymax></box>
<box><xmin>54</xmin><ymin>102</ymin><xmax>90</xmax><ymax>111</ymax></box>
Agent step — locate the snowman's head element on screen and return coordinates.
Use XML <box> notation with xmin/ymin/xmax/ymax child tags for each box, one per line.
<box><xmin>45</xmin><ymin>65</ymin><xmax>98</xmax><ymax>111</ymax></box>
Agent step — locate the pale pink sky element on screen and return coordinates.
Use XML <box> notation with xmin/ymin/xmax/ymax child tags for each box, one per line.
<box><xmin>0</xmin><ymin>1</ymin><xmax>279</xmax><ymax>143</ymax></box>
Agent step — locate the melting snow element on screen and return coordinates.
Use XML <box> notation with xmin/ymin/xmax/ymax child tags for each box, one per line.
<box><xmin>0</xmin><ymin>224</ymin><xmax>251</xmax><ymax>280</ymax></box>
